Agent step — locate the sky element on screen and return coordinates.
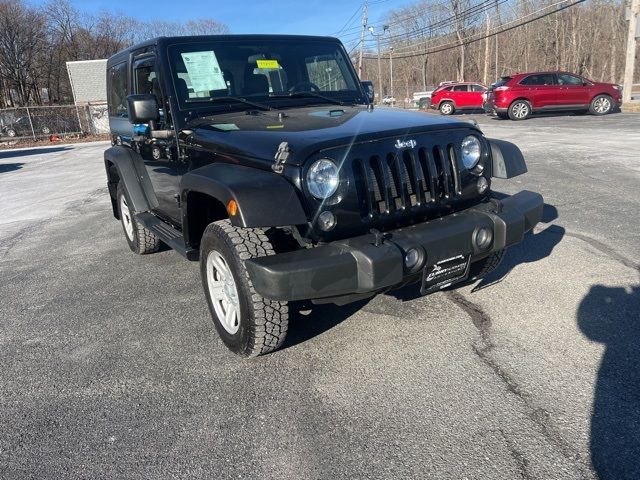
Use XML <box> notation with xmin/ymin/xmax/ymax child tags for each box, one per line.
<box><xmin>30</xmin><ymin>0</ymin><xmax>414</xmax><ymax>41</ymax></box>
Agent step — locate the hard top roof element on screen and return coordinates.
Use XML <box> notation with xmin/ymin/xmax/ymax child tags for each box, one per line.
<box><xmin>107</xmin><ymin>34</ymin><xmax>342</xmax><ymax>66</ymax></box>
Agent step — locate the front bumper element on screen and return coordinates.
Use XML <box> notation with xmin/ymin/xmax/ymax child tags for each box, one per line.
<box><xmin>246</xmin><ymin>190</ymin><xmax>543</xmax><ymax>303</ymax></box>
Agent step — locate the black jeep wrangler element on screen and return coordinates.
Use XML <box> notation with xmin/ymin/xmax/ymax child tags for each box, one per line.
<box><xmin>104</xmin><ymin>35</ymin><xmax>543</xmax><ymax>357</ymax></box>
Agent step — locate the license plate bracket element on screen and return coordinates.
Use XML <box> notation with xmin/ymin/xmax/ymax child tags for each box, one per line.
<box><xmin>420</xmin><ymin>254</ymin><xmax>471</xmax><ymax>295</ymax></box>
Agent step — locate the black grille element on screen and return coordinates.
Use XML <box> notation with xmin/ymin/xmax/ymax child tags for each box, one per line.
<box><xmin>354</xmin><ymin>144</ymin><xmax>461</xmax><ymax>218</ymax></box>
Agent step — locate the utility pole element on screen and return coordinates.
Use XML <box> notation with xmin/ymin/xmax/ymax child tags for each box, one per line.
<box><xmin>369</xmin><ymin>25</ymin><xmax>388</xmax><ymax>105</ymax></box>
<box><xmin>389</xmin><ymin>47</ymin><xmax>394</xmax><ymax>107</ymax></box>
<box><xmin>623</xmin><ymin>0</ymin><xmax>639</xmax><ymax>103</ymax></box>
<box><xmin>358</xmin><ymin>2</ymin><xmax>368</xmax><ymax>79</ymax></box>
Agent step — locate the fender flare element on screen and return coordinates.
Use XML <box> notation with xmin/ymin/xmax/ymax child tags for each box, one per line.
<box><xmin>488</xmin><ymin>139</ymin><xmax>528</xmax><ymax>179</ymax></box>
<box><xmin>104</xmin><ymin>146</ymin><xmax>157</xmax><ymax>215</ymax></box>
<box><xmin>438</xmin><ymin>98</ymin><xmax>456</xmax><ymax>109</ymax></box>
<box><xmin>181</xmin><ymin>163</ymin><xmax>308</xmax><ymax>229</ymax></box>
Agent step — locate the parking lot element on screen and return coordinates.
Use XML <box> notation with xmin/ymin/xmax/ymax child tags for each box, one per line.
<box><xmin>0</xmin><ymin>112</ymin><xmax>639</xmax><ymax>479</ymax></box>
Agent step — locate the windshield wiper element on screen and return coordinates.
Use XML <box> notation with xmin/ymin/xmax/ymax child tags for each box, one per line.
<box><xmin>270</xmin><ymin>91</ymin><xmax>350</xmax><ymax>106</ymax></box>
<box><xmin>185</xmin><ymin>96</ymin><xmax>273</xmax><ymax>111</ymax></box>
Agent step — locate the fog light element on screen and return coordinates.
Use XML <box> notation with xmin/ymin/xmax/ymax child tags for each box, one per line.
<box><xmin>477</xmin><ymin>176</ymin><xmax>489</xmax><ymax>194</ymax></box>
<box><xmin>404</xmin><ymin>248</ymin><xmax>420</xmax><ymax>269</ymax></box>
<box><xmin>475</xmin><ymin>227</ymin><xmax>493</xmax><ymax>250</ymax></box>
<box><xmin>318</xmin><ymin>211</ymin><xmax>336</xmax><ymax>231</ymax></box>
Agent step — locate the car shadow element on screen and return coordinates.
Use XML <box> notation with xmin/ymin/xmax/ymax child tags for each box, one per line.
<box><xmin>489</xmin><ymin>108</ymin><xmax>621</xmax><ymax>121</ymax></box>
<box><xmin>577</xmin><ymin>283</ymin><xmax>640</xmax><ymax>480</ymax></box>
<box><xmin>0</xmin><ymin>146</ymin><xmax>71</xmax><ymax>159</ymax></box>
<box><xmin>0</xmin><ymin>162</ymin><xmax>24</xmax><ymax>173</ymax></box>
<box><xmin>281</xmin><ymin>299</ymin><xmax>372</xmax><ymax>350</ymax></box>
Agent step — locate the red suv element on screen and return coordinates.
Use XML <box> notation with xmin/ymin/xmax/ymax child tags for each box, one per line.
<box><xmin>484</xmin><ymin>71</ymin><xmax>622</xmax><ymax>120</ymax></box>
<box><xmin>430</xmin><ymin>82</ymin><xmax>487</xmax><ymax>115</ymax></box>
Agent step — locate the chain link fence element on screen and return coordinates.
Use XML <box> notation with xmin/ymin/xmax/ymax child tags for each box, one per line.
<box><xmin>0</xmin><ymin>103</ymin><xmax>109</xmax><ymax>142</ymax></box>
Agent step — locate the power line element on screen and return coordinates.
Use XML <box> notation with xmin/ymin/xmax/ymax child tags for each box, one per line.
<box><xmin>341</xmin><ymin>0</ymin><xmax>508</xmax><ymax>52</ymax></box>
<box><xmin>361</xmin><ymin>0</ymin><xmax>586</xmax><ymax>59</ymax></box>
<box><xmin>332</xmin><ymin>3</ymin><xmax>364</xmax><ymax>36</ymax></box>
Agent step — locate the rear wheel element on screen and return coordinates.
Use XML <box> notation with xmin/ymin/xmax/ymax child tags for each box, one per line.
<box><xmin>589</xmin><ymin>95</ymin><xmax>613</xmax><ymax>115</ymax></box>
<box><xmin>6</xmin><ymin>128</ymin><xmax>16</xmax><ymax>137</ymax></box>
<box><xmin>116</xmin><ymin>182</ymin><xmax>160</xmax><ymax>254</ymax></box>
<box><xmin>508</xmin><ymin>100</ymin><xmax>531</xmax><ymax>120</ymax></box>
<box><xmin>200</xmin><ymin>220</ymin><xmax>288</xmax><ymax>357</ymax></box>
<box><xmin>439</xmin><ymin>101</ymin><xmax>455</xmax><ymax>115</ymax></box>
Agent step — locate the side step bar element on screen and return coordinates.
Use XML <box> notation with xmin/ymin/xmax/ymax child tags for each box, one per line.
<box><xmin>135</xmin><ymin>212</ymin><xmax>199</xmax><ymax>260</ymax></box>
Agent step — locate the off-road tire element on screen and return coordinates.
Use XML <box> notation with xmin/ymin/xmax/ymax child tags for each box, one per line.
<box><xmin>439</xmin><ymin>101</ymin><xmax>455</xmax><ymax>115</ymax></box>
<box><xmin>589</xmin><ymin>94</ymin><xmax>613</xmax><ymax>115</ymax></box>
<box><xmin>200</xmin><ymin>220</ymin><xmax>288</xmax><ymax>357</ymax></box>
<box><xmin>116</xmin><ymin>182</ymin><xmax>160</xmax><ymax>255</ymax></box>
<box><xmin>469</xmin><ymin>249</ymin><xmax>505</xmax><ymax>280</ymax></box>
<box><xmin>508</xmin><ymin>100</ymin><xmax>531</xmax><ymax>120</ymax></box>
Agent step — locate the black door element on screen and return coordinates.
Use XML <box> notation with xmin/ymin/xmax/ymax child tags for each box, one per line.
<box><xmin>132</xmin><ymin>54</ymin><xmax>183</xmax><ymax>223</ymax></box>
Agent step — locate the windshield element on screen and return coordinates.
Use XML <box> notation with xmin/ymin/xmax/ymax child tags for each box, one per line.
<box><xmin>168</xmin><ymin>39</ymin><xmax>363</xmax><ymax>111</ymax></box>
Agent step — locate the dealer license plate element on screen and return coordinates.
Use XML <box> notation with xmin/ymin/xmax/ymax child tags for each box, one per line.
<box><xmin>420</xmin><ymin>254</ymin><xmax>471</xmax><ymax>295</ymax></box>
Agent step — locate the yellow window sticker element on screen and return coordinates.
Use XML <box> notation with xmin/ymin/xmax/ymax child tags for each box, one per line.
<box><xmin>256</xmin><ymin>59</ymin><xmax>280</xmax><ymax>69</ymax></box>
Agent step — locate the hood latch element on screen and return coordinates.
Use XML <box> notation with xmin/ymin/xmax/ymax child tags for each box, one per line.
<box><xmin>272</xmin><ymin>141</ymin><xmax>291</xmax><ymax>174</ymax></box>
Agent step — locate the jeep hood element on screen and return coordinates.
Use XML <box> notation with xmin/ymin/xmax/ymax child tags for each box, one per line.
<box><xmin>188</xmin><ymin>106</ymin><xmax>479</xmax><ymax>166</ymax></box>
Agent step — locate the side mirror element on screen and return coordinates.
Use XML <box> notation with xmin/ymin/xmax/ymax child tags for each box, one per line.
<box><xmin>126</xmin><ymin>94</ymin><xmax>159</xmax><ymax>124</ymax></box>
<box><xmin>361</xmin><ymin>81</ymin><xmax>374</xmax><ymax>103</ymax></box>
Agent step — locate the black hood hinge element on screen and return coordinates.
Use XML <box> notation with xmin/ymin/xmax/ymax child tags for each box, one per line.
<box><xmin>272</xmin><ymin>141</ymin><xmax>291</xmax><ymax>174</ymax></box>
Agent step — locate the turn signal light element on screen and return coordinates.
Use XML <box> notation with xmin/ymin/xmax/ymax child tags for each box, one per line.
<box><xmin>227</xmin><ymin>199</ymin><xmax>238</xmax><ymax>216</ymax></box>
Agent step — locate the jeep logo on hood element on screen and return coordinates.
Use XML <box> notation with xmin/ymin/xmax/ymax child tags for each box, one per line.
<box><xmin>395</xmin><ymin>139</ymin><xmax>417</xmax><ymax>149</ymax></box>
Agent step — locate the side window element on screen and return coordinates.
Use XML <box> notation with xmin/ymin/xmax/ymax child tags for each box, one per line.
<box><xmin>557</xmin><ymin>74</ymin><xmax>583</xmax><ymax>86</ymax></box>
<box><xmin>108</xmin><ymin>62</ymin><xmax>128</xmax><ymax>117</ymax></box>
<box><xmin>134</xmin><ymin>60</ymin><xmax>162</xmax><ymax>100</ymax></box>
<box><xmin>471</xmin><ymin>84</ymin><xmax>485</xmax><ymax>92</ymax></box>
<box><xmin>520</xmin><ymin>74</ymin><xmax>555</xmax><ymax>86</ymax></box>
<box><xmin>453</xmin><ymin>85</ymin><xmax>468</xmax><ymax>92</ymax></box>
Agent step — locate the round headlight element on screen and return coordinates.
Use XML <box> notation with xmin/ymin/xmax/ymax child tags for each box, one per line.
<box><xmin>461</xmin><ymin>135</ymin><xmax>481</xmax><ymax>169</ymax></box>
<box><xmin>307</xmin><ymin>159</ymin><xmax>339</xmax><ymax>199</ymax></box>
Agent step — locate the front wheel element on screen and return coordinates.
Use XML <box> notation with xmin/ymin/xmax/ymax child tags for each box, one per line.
<box><xmin>200</xmin><ymin>220</ymin><xmax>288</xmax><ymax>357</ymax></box>
<box><xmin>508</xmin><ymin>100</ymin><xmax>531</xmax><ymax>120</ymax></box>
<box><xmin>439</xmin><ymin>101</ymin><xmax>455</xmax><ymax>115</ymax></box>
<box><xmin>589</xmin><ymin>95</ymin><xmax>613</xmax><ymax>115</ymax></box>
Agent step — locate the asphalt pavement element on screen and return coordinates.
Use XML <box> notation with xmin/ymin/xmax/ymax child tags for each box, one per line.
<box><xmin>0</xmin><ymin>112</ymin><xmax>639</xmax><ymax>479</ymax></box>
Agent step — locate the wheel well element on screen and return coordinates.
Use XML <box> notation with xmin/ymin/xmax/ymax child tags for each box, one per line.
<box><xmin>591</xmin><ymin>92</ymin><xmax>613</xmax><ymax>102</ymax></box>
<box><xmin>439</xmin><ymin>99</ymin><xmax>455</xmax><ymax>108</ymax></box>
<box><xmin>185</xmin><ymin>192</ymin><xmax>228</xmax><ymax>249</ymax></box>
<box><xmin>105</xmin><ymin>160</ymin><xmax>120</xmax><ymax>219</ymax></box>
<box><xmin>510</xmin><ymin>98</ymin><xmax>531</xmax><ymax>107</ymax></box>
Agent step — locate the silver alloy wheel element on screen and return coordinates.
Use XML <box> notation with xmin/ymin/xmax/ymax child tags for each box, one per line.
<box><xmin>42</xmin><ymin>126</ymin><xmax>50</xmax><ymax>134</ymax></box>
<box><xmin>152</xmin><ymin>146</ymin><xmax>162</xmax><ymax>160</ymax></box>
<box><xmin>7</xmin><ymin>129</ymin><xmax>15</xmax><ymax>137</ymax></box>
<box><xmin>206</xmin><ymin>250</ymin><xmax>241</xmax><ymax>334</ymax></box>
<box><xmin>512</xmin><ymin>102</ymin><xmax>529</xmax><ymax>119</ymax></box>
<box><xmin>593</xmin><ymin>97</ymin><xmax>611</xmax><ymax>114</ymax></box>
<box><xmin>440</xmin><ymin>103</ymin><xmax>453</xmax><ymax>114</ymax></box>
<box><xmin>119</xmin><ymin>194</ymin><xmax>135</xmax><ymax>241</ymax></box>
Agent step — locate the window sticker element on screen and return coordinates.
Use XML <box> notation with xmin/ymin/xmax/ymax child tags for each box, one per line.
<box><xmin>181</xmin><ymin>51</ymin><xmax>226</xmax><ymax>93</ymax></box>
<box><xmin>256</xmin><ymin>59</ymin><xmax>280</xmax><ymax>69</ymax></box>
